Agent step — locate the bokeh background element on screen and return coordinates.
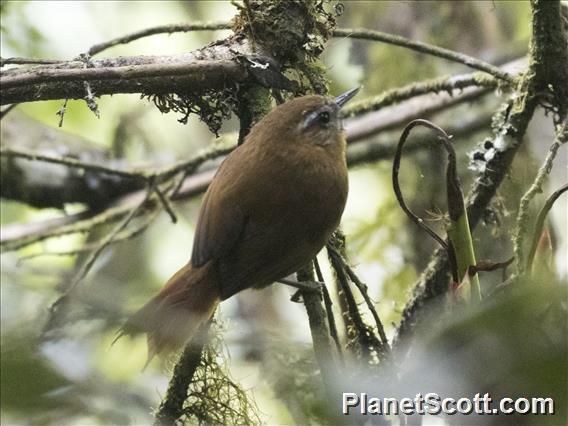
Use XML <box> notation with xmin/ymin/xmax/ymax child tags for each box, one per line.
<box><xmin>1</xmin><ymin>1</ymin><xmax>566</xmax><ymax>425</ymax></box>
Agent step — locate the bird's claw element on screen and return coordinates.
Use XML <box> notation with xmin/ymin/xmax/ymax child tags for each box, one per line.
<box><xmin>279</xmin><ymin>278</ymin><xmax>323</xmax><ymax>303</ymax></box>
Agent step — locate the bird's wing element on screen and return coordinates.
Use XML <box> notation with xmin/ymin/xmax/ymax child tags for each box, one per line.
<box><xmin>190</xmin><ymin>150</ymin><xmax>248</xmax><ymax>268</ymax></box>
<box><xmin>217</xmin><ymin>221</ymin><xmax>312</xmax><ymax>300</ymax></box>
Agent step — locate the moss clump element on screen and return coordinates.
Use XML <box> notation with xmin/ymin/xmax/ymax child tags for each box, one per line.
<box><xmin>143</xmin><ymin>87</ymin><xmax>239</xmax><ymax>137</ymax></box>
<box><xmin>145</xmin><ymin>1</ymin><xmax>340</xmax><ymax>134</ymax></box>
<box><xmin>179</xmin><ymin>323</ymin><xmax>262</xmax><ymax>425</ymax></box>
<box><xmin>232</xmin><ymin>0</ymin><xmax>337</xmax><ymax>67</ymax></box>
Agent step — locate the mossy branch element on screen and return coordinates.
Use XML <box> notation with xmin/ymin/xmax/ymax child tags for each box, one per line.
<box><xmin>514</xmin><ymin>121</ymin><xmax>566</xmax><ymax>274</ymax></box>
<box><xmin>296</xmin><ymin>265</ymin><xmax>339</xmax><ymax>409</ymax></box>
<box><xmin>40</xmin><ymin>19</ymin><xmax>515</xmax><ymax>83</ymax></box>
<box><xmin>343</xmin><ymin>72</ymin><xmax>501</xmax><ymax>119</ymax></box>
<box><xmin>1</xmin><ymin>58</ymin><xmax>248</xmax><ymax>105</ymax></box>
<box><xmin>327</xmin><ymin>244</ymin><xmax>390</xmax><ymax>351</ymax></box>
<box><xmin>525</xmin><ymin>183</ymin><xmax>568</xmax><ymax>273</ymax></box>
<box><xmin>326</xmin><ymin>233</ymin><xmax>384</xmax><ymax>363</ymax></box>
<box><xmin>0</xmin><ymin>142</ymin><xmax>234</xmax><ymax>184</ymax></box>
<box><xmin>154</xmin><ymin>322</ymin><xmax>211</xmax><ymax>426</ymax></box>
<box><xmin>333</xmin><ymin>28</ymin><xmax>515</xmax><ymax>82</ymax></box>
<box><xmin>16</xmin><ymin>210</ymin><xmax>160</xmax><ymax>263</ymax></box>
<box><xmin>154</xmin><ymin>319</ymin><xmax>262</xmax><ymax>426</ymax></box>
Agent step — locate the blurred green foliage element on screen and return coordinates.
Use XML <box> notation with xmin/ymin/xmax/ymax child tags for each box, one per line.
<box><xmin>422</xmin><ymin>278</ymin><xmax>567</xmax><ymax>424</ymax></box>
<box><xmin>1</xmin><ymin>332</ymin><xmax>71</xmax><ymax>416</ymax></box>
<box><xmin>1</xmin><ymin>1</ymin><xmax>47</xmax><ymax>58</ymax></box>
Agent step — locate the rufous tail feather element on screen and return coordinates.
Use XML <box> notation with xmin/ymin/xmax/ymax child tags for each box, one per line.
<box><xmin>115</xmin><ymin>262</ymin><xmax>219</xmax><ymax>366</ymax></box>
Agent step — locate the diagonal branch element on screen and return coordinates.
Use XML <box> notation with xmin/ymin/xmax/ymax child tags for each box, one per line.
<box><xmin>345</xmin><ymin>57</ymin><xmax>526</xmax><ymax>143</ymax></box>
<box><xmin>88</xmin><ymin>22</ymin><xmax>231</xmax><ymax>56</ymax></box>
<box><xmin>43</xmin><ymin>181</ymin><xmax>155</xmax><ymax>335</ymax></box>
<box><xmin>525</xmin><ymin>183</ymin><xmax>568</xmax><ymax>272</ymax></box>
<box><xmin>333</xmin><ymin>28</ymin><xmax>515</xmax><ymax>82</ymax></box>
<box><xmin>514</xmin><ymin>121</ymin><xmax>566</xmax><ymax>273</ymax></box>
<box><xmin>343</xmin><ymin>72</ymin><xmax>500</xmax><ymax>119</ymax></box>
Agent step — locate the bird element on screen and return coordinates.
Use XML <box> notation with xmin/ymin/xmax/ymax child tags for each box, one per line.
<box><xmin>117</xmin><ymin>87</ymin><xmax>359</xmax><ymax>361</ymax></box>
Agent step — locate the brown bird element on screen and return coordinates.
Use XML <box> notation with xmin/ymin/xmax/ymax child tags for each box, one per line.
<box><xmin>118</xmin><ymin>88</ymin><xmax>359</xmax><ymax>360</ymax></box>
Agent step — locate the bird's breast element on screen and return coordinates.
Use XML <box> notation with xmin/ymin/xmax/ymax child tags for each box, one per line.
<box><xmin>254</xmin><ymin>145</ymin><xmax>348</xmax><ymax>241</ymax></box>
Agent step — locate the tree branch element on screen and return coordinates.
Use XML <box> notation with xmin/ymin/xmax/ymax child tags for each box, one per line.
<box><xmin>0</xmin><ymin>165</ymin><xmax>217</xmax><ymax>253</ymax></box>
<box><xmin>333</xmin><ymin>28</ymin><xmax>515</xmax><ymax>82</ymax></box>
<box><xmin>347</xmin><ymin>110</ymin><xmax>492</xmax><ymax>167</ymax></box>
<box><xmin>66</xmin><ymin>22</ymin><xmax>515</xmax><ymax>81</ymax></box>
<box><xmin>343</xmin><ymin>72</ymin><xmax>499</xmax><ymax>119</ymax></box>
<box><xmin>88</xmin><ymin>22</ymin><xmax>231</xmax><ymax>56</ymax></box>
<box><xmin>154</xmin><ymin>321</ymin><xmax>212</xmax><ymax>426</ymax></box>
<box><xmin>514</xmin><ymin>121</ymin><xmax>566</xmax><ymax>273</ymax></box>
<box><xmin>1</xmin><ymin>58</ymin><xmax>248</xmax><ymax>105</ymax></box>
<box><xmin>0</xmin><ymin>111</ymin><xmax>234</xmax><ymax>209</ymax></box>
<box><xmin>345</xmin><ymin>57</ymin><xmax>526</xmax><ymax>143</ymax></box>
<box><xmin>1</xmin><ymin>59</ymin><xmax>243</xmax><ymax>90</ymax></box>
<box><xmin>526</xmin><ymin>182</ymin><xmax>568</xmax><ymax>273</ymax></box>
<box><xmin>1</xmin><ymin>107</ymin><xmax>490</xmax><ymax>251</ymax></box>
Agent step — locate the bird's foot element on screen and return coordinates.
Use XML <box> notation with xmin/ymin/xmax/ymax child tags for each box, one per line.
<box><xmin>279</xmin><ymin>278</ymin><xmax>322</xmax><ymax>292</ymax></box>
<box><xmin>279</xmin><ymin>278</ymin><xmax>323</xmax><ymax>303</ymax></box>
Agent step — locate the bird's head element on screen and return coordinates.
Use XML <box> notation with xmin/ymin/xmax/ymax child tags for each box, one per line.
<box><xmin>248</xmin><ymin>88</ymin><xmax>360</xmax><ymax>148</ymax></box>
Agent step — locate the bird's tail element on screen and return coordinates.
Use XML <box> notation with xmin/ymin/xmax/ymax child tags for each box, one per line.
<box><xmin>116</xmin><ymin>262</ymin><xmax>219</xmax><ymax>364</ymax></box>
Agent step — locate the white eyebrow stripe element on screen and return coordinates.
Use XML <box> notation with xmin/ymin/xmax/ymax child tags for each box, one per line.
<box><xmin>300</xmin><ymin>110</ymin><xmax>321</xmax><ymax>130</ymax></box>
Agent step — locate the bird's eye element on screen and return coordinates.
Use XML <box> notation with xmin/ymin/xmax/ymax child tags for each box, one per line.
<box><xmin>318</xmin><ymin>111</ymin><xmax>330</xmax><ymax>123</ymax></box>
<box><xmin>300</xmin><ymin>108</ymin><xmax>333</xmax><ymax>130</ymax></box>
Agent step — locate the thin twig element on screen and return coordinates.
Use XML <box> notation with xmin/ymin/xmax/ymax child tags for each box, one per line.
<box><xmin>326</xmin><ymin>243</ymin><xmax>383</xmax><ymax>361</ymax></box>
<box><xmin>334</xmin><ymin>28</ymin><xmax>515</xmax><ymax>82</ymax></box>
<box><xmin>56</xmin><ymin>99</ymin><xmax>68</xmax><ymax>127</ymax></box>
<box><xmin>0</xmin><ymin>142</ymin><xmax>234</xmax><ymax>184</ymax></box>
<box><xmin>313</xmin><ymin>258</ymin><xmax>343</xmax><ymax>363</ymax></box>
<box><xmin>16</xmin><ymin>208</ymin><xmax>160</xmax><ymax>264</ymax></box>
<box><xmin>0</xmin><ymin>147</ymin><xmax>145</xmax><ymax>180</ymax></box>
<box><xmin>526</xmin><ymin>183</ymin><xmax>568</xmax><ymax>273</ymax></box>
<box><xmin>88</xmin><ymin>22</ymin><xmax>231</xmax><ymax>56</ymax></box>
<box><xmin>1</xmin><ymin>57</ymin><xmax>68</xmax><ymax>66</ymax></box>
<box><xmin>171</xmin><ymin>169</ymin><xmax>192</xmax><ymax>198</ymax></box>
<box><xmin>154</xmin><ymin>184</ymin><xmax>178</xmax><ymax>224</ymax></box>
<box><xmin>329</xmin><ymin>247</ymin><xmax>390</xmax><ymax>351</ymax></box>
<box><xmin>43</xmin><ymin>182</ymin><xmax>155</xmax><ymax>336</ymax></box>
<box><xmin>514</xmin><ymin>122</ymin><xmax>566</xmax><ymax>273</ymax></box>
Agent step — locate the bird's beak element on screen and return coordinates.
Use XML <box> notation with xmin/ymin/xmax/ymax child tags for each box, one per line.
<box><xmin>334</xmin><ymin>87</ymin><xmax>360</xmax><ymax>109</ymax></box>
